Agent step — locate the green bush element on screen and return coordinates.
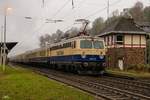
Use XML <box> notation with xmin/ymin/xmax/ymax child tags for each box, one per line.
<box><xmin>127</xmin><ymin>64</ymin><xmax>150</xmax><ymax>73</ymax></box>
<box><xmin>126</xmin><ymin>64</ymin><xmax>135</xmax><ymax>70</ymax></box>
<box><xmin>145</xmin><ymin>64</ymin><xmax>150</xmax><ymax>72</ymax></box>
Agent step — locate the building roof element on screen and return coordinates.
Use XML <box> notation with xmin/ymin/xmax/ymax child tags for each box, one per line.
<box><xmin>137</xmin><ymin>22</ymin><xmax>150</xmax><ymax>27</ymax></box>
<box><xmin>0</xmin><ymin>42</ymin><xmax>17</xmax><ymax>54</ymax></box>
<box><xmin>136</xmin><ymin>22</ymin><xmax>150</xmax><ymax>33</ymax></box>
<box><xmin>98</xmin><ymin>17</ymin><xmax>147</xmax><ymax>36</ymax></box>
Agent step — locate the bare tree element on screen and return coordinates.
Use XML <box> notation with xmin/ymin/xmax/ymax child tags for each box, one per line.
<box><xmin>39</xmin><ymin>29</ymin><xmax>64</xmax><ymax>47</ymax></box>
<box><xmin>144</xmin><ymin>6</ymin><xmax>150</xmax><ymax>22</ymax></box>
<box><xmin>90</xmin><ymin>17</ymin><xmax>105</xmax><ymax>36</ymax></box>
<box><xmin>129</xmin><ymin>1</ymin><xmax>144</xmax><ymax>22</ymax></box>
<box><xmin>64</xmin><ymin>27</ymin><xmax>80</xmax><ymax>38</ymax></box>
<box><xmin>39</xmin><ymin>35</ymin><xmax>46</xmax><ymax>47</ymax></box>
<box><xmin>55</xmin><ymin>29</ymin><xmax>64</xmax><ymax>41</ymax></box>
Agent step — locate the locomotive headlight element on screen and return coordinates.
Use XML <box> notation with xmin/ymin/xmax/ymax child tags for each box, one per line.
<box><xmin>81</xmin><ymin>55</ymin><xmax>86</xmax><ymax>58</ymax></box>
<box><xmin>99</xmin><ymin>55</ymin><xmax>104</xmax><ymax>59</ymax></box>
<box><xmin>81</xmin><ymin>52</ymin><xmax>86</xmax><ymax>58</ymax></box>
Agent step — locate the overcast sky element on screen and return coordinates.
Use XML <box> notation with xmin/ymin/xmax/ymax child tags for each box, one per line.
<box><xmin>0</xmin><ymin>0</ymin><xmax>149</xmax><ymax>56</ymax></box>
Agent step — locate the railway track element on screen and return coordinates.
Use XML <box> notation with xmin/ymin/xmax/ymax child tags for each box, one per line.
<box><xmin>137</xmin><ymin>79</ymin><xmax>150</xmax><ymax>84</ymax></box>
<box><xmin>78</xmin><ymin>76</ymin><xmax>150</xmax><ymax>97</ymax></box>
<box><xmin>26</xmin><ymin>67</ymin><xmax>150</xmax><ymax>100</ymax></box>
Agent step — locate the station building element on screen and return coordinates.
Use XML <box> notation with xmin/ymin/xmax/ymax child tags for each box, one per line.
<box><xmin>0</xmin><ymin>42</ymin><xmax>17</xmax><ymax>64</ymax></box>
<box><xmin>136</xmin><ymin>22</ymin><xmax>150</xmax><ymax>64</ymax></box>
<box><xmin>97</xmin><ymin>17</ymin><xmax>147</xmax><ymax>70</ymax></box>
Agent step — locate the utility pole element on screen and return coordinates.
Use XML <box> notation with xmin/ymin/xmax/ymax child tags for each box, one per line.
<box><xmin>2</xmin><ymin>10</ymin><xmax>7</xmax><ymax>71</ymax></box>
<box><xmin>42</xmin><ymin>0</ymin><xmax>45</xmax><ymax>8</ymax></box>
<box><xmin>0</xmin><ymin>26</ymin><xmax>3</xmax><ymax>65</ymax></box>
<box><xmin>107</xmin><ymin>0</ymin><xmax>110</xmax><ymax>26</ymax></box>
<box><xmin>72</xmin><ymin>0</ymin><xmax>74</xmax><ymax>9</ymax></box>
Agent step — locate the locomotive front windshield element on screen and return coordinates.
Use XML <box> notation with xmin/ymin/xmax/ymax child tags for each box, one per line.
<box><xmin>80</xmin><ymin>40</ymin><xmax>104</xmax><ymax>49</ymax></box>
<box><xmin>93</xmin><ymin>41</ymin><xmax>104</xmax><ymax>49</ymax></box>
<box><xmin>80</xmin><ymin>40</ymin><xmax>92</xmax><ymax>48</ymax></box>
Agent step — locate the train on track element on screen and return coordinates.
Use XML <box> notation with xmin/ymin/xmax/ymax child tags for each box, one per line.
<box><xmin>10</xmin><ymin>35</ymin><xmax>106</xmax><ymax>75</ymax></box>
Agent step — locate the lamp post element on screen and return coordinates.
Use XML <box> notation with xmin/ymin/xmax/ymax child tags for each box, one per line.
<box><xmin>2</xmin><ymin>7</ymin><xmax>12</xmax><ymax>71</ymax></box>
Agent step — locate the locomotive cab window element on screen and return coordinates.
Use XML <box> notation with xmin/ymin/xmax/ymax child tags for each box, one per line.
<box><xmin>80</xmin><ymin>40</ymin><xmax>92</xmax><ymax>49</ymax></box>
<box><xmin>93</xmin><ymin>41</ymin><xmax>104</xmax><ymax>49</ymax></box>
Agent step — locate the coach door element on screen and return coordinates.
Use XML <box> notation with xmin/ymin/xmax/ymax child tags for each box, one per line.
<box><xmin>118</xmin><ymin>59</ymin><xmax>123</xmax><ymax>70</ymax></box>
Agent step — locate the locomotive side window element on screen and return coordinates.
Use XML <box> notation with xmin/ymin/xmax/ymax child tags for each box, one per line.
<box><xmin>72</xmin><ymin>41</ymin><xmax>76</xmax><ymax>48</ymax></box>
<box><xmin>80</xmin><ymin>40</ymin><xmax>92</xmax><ymax>48</ymax></box>
<box><xmin>51</xmin><ymin>42</ymin><xmax>72</xmax><ymax>50</ymax></box>
<box><xmin>93</xmin><ymin>41</ymin><xmax>104</xmax><ymax>49</ymax></box>
<box><xmin>63</xmin><ymin>42</ymin><xmax>71</xmax><ymax>48</ymax></box>
<box><xmin>74</xmin><ymin>41</ymin><xmax>76</xmax><ymax>48</ymax></box>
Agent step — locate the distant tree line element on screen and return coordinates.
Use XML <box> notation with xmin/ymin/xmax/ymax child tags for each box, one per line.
<box><xmin>39</xmin><ymin>28</ymin><xmax>80</xmax><ymax>47</ymax></box>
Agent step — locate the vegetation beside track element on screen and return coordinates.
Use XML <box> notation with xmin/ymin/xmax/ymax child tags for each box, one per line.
<box><xmin>0</xmin><ymin>65</ymin><xmax>93</xmax><ymax>100</ymax></box>
<box><xmin>106</xmin><ymin>68</ymin><xmax>150</xmax><ymax>79</ymax></box>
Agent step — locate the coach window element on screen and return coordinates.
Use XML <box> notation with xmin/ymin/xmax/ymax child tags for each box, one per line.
<box><xmin>116</xmin><ymin>35</ymin><xmax>124</xmax><ymax>45</ymax></box>
<box><xmin>80</xmin><ymin>40</ymin><xmax>92</xmax><ymax>49</ymax></box>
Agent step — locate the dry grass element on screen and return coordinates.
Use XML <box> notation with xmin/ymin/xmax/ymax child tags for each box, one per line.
<box><xmin>107</xmin><ymin>68</ymin><xmax>150</xmax><ymax>78</ymax></box>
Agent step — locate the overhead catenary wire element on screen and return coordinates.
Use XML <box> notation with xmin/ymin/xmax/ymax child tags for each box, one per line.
<box><xmin>31</xmin><ymin>0</ymin><xmax>72</xmax><ymax>36</ymax></box>
<box><xmin>62</xmin><ymin>0</ymin><xmax>121</xmax><ymax>32</ymax></box>
<box><xmin>27</xmin><ymin>0</ymin><xmax>116</xmax><ymax>35</ymax></box>
<box><xmin>62</xmin><ymin>0</ymin><xmax>121</xmax><ymax>21</ymax></box>
<box><xmin>20</xmin><ymin>1</ymin><xmax>50</xmax><ymax>42</ymax></box>
<box><xmin>52</xmin><ymin>0</ymin><xmax>71</xmax><ymax>18</ymax></box>
<box><xmin>61</xmin><ymin>0</ymin><xmax>86</xmax><ymax>19</ymax></box>
<box><xmin>41</xmin><ymin>0</ymin><xmax>121</xmax><ymax>33</ymax></box>
<box><xmin>84</xmin><ymin>0</ymin><xmax>121</xmax><ymax>19</ymax></box>
<box><xmin>59</xmin><ymin>0</ymin><xmax>88</xmax><ymax>31</ymax></box>
<box><xmin>81</xmin><ymin>2</ymin><xmax>106</xmax><ymax>7</ymax></box>
<box><xmin>3</xmin><ymin>0</ymin><xmax>122</xmax><ymax>40</ymax></box>
<box><xmin>62</xmin><ymin>23</ymin><xmax>75</xmax><ymax>32</ymax></box>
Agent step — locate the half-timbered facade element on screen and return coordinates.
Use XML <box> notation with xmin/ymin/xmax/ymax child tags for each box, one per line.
<box><xmin>98</xmin><ymin>17</ymin><xmax>147</xmax><ymax>70</ymax></box>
